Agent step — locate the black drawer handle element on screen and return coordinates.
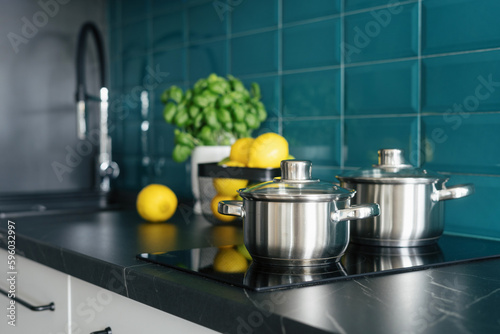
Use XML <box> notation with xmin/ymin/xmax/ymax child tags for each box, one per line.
<box><xmin>0</xmin><ymin>287</ymin><xmax>55</xmax><ymax>311</ymax></box>
<box><xmin>91</xmin><ymin>327</ymin><xmax>112</xmax><ymax>334</ymax></box>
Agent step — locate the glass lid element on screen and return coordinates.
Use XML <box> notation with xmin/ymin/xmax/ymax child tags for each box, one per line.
<box><xmin>239</xmin><ymin>160</ymin><xmax>354</xmax><ymax>202</ymax></box>
<box><xmin>337</xmin><ymin>149</ymin><xmax>446</xmax><ymax>184</ymax></box>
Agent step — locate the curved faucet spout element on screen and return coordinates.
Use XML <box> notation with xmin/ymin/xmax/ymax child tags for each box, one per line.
<box><xmin>76</xmin><ymin>22</ymin><xmax>105</xmax><ymax>99</ymax></box>
<box><xmin>75</xmin><ymin>21</ymin><xmax>106</xmax><ymax>140</ymax></box>
<box><xmin>75</xmin><ymin>22</ymin><xmax>119</xmax><ymax>192</ymax></box>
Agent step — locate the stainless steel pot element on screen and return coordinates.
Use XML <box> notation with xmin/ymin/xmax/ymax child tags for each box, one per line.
<box><xmin>337</xmin><ymin>149</ymin><xmax>474</xmax><ymax>247</ymax></box>
<box><xmin>218</xmin><ymin>160</ymin><xmax>380</xmax><ymax>266</ymax></box>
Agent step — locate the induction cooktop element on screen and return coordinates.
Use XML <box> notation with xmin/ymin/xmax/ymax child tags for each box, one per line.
<box><xmin>137</xmin><ymin>234</ymin><xmax>500</xmax><ymax>291</ymax></box>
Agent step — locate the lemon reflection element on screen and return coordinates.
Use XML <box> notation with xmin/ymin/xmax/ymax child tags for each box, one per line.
<box><xmin>211</xmin><ymin>225</ymin><xmax>242</xmax><ymax>246</ymax></box>
<box><xmin>138</xmin><ymin>222</ymin><xmax>177</xmax><ymax>253</ymax></box>
<box><xmin>213</xmin><ymin>246</ymin><xmax>249</xmax><ymax>273</ymax></box>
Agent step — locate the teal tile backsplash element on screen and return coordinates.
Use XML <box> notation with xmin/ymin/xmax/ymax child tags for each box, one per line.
<box><xmin>230</xmin><ymin>31</ymin><xmax>278</xmax><ymax>76</ymax></box>
<box><xmin>283</xmin><ymin>0</ymin><xmax>340</xmax><ymax>23</ymax></box>
<box><xmin>109</xmin><ymin>0</ymin><xmax>500</xmax><ymax>239</ymax></box>
<box><xmin>283</xmin><ymin>69</ymin><xmax>340</xmax><ymax>117</ymax></box>
<box><xmin>422</xmin><ymin>114</ymin><xmax>500</xmax><ymax>174</ymax></box>
<box><xmin>344</xmin><ymin>116</ymin><xmax>418</xmax><ymax>167</ymax></box>
<box><xmin>188</xmin><ymin>1</ymin><xmax>226</xmax><ymax>42</ymax></box>
<box><xmin>231</xmin><ymin>0</ymin><xmax>278</xmax><ymax>34</ymax></box>
<box><xmin>122</xmin><ymin>57</ymin><xmax>148</xmax><ymax>88</ymax></box>
<box><xmin>121</xmin><ymin>0</ymin><xmax>149</xmax><ymax>23</ymax></box>
<box><xmin>345</xmin><ymin>60</ymin><xmax>418</xmax><ymax>115</ymax></box>
<box><xmin>345</xmin><ymin>0</ymin><xmax>393</xmax><ymax>11</ymax></box>
<box><xmin>422</xmin><ymin>51</ymin><xmax>500</xmax><ymax>113</ymax></box>
<box><xmin>443</xmin><ymin>174</ymin><xmax>500</xmax><ymax>239</ymax></box>
<box><xmin>343</xmin><ymin>3</ymin><xmax>418</xmax><ymax>63</ymax></box>
<box><xmin>283</xmin><ymin>19</ymin><xmax>341</xmax><ymax>70</ymax></box>
<box><xmin>152</xmin><ymin>10</ymin><xmax>184</xmax><ymax>48</ymax></box>
<box><xmin>154</xmin><ymin>47</ymin><xmax>186</xmax><ymax>83</ymax></box>
<box><xmin>422</xmin><ymin>0</ymin><xmax>500</xmax><ymax>55</ymax></box>
<box><xmin>188</xmin><ymin>40</ymin><xmax>226</xmax><ymax>81</ymax></box>
<box><xmin>121</xmin><ymin>21</ymin><xmax>148</xmax><ymax>58</ymax></box>
<box><xmin>283</xmin><ymin>119</ymin><xmax>341</xmax><ymax>166</ymax></box>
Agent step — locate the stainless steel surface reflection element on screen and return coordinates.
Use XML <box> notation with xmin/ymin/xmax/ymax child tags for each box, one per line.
<box><xmin>136</xmin><ymin>234</ymin><xmax>500</xmax><ymax>292</ymax></box>
<box><xmin>244</xmin><ymin>261</ymin><xmax>347</xmax><ymax>289</ymax></box>
<box><xmin>342</xmin><ymin>243</ymin><xmax>444</xmax><ymax>274</ymax></box>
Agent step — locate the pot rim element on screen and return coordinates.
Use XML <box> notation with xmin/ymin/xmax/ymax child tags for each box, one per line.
<box><xmin>238</xmin><ymin>190</ymin><xmax>355</xmax><ymax>202</ymax></box>
<box><xmin>336</xmin><ymin>176</ymin><xmax>448</xmax><ymax>185</ymax></box>
<box><xmin>337</xmin><ymin>149</ymin><xmax>449</xmax><ymax>184</ymax></box>
<box><xmin>239</xmin><ymin>160</ymin><xmax>357</xmax><ymax>202</ymax></box>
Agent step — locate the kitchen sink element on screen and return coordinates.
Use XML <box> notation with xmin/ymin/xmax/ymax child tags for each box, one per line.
<box><xmin>0</xmin><ymin>191</ymin><xmax>121</xmax><ymax>218</ymax></box>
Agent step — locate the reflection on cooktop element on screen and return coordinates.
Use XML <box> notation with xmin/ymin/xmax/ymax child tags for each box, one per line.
<box><xmin>136</xmin><ymin>234</ymin><xmax>500</xmax><ymax>291</ymax></box>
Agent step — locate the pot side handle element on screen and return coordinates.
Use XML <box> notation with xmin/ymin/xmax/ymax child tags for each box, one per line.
<box><xmin>331</xmin><ymin>203</ymin><xmax>380</xmax><ymax>223</ymax></box>
<box><xmin>218</xmin><ymin>201</ymin><xmax>245</xmax><ymax>217</ymax></box>
<box><xmin>431</xmin><ymin>184</ymin><xmax>475</xmax><ymax>202</ymax></box>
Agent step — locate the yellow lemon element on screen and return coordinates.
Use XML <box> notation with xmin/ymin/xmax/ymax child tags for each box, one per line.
<box><xmin>229</xmin><ymin>137</ymin><xmax>254</xmax><ymax>165</ymax></box>
<box><xmin>136</xmin><ymin>184</ymin><xmax>178</xmax><ymax>222</ymax></box>
<box><xmin>211</xmin><ymin>194</ymin><xmax>237</xmax><ymax>223</ymax></box>
<box><xmin>213</xmin><ymin>247</ymin><xmax>249</xmax><ymax>273</ymax></box>
<box><xmin>248</xmin><ymin>133</ymin><xmax>289</xmax><ymax>168</ymax></box>
<box><xmin>213</xmin><ymin>160</ymin><xmax>248</xmax><ymax>196</ymax></box>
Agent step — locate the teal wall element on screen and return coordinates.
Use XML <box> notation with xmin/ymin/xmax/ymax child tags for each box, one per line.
<box><xmin>108</xmin><ymin>0</ymin><xmax>500</xmax><ymax>239</ymax></box>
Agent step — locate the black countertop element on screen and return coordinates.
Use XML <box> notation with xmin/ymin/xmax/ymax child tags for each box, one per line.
<box><xmin>1</xmin><ymin>208</ymin><xmax>500</xmax><ymax>333</ymax></box>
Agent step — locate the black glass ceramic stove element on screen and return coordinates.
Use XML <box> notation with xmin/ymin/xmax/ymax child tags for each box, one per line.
<box><xmin>137</xmin><ymin>234</ymin><xmax>500</xmax><ymax>292</ymax></box>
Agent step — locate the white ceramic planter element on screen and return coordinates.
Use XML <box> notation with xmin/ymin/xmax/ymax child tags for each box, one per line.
<box><xmin>191</xmin><ymin>145</ymin><xmax>231</xmax><ymax>214</ymax></box>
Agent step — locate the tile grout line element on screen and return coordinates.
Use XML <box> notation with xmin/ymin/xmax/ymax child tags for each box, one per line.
<box><xmin>124</xmin><ymin>41</ymin><xmax>500</xmax><ymax>64</ymax></box>
<box><xmin>270</xmin><ymin>110</ymin><xmax>500</xmax><ymax>122</ymax></box>
<box><xmin>341</xmin><ymin>0</ymin><xmax>418</xmax><ymax>18</ymax></box>
<box><xmin>339</xmin><ymin>0</ymin><xmax>345</xmax><ymax>169</ymax></box>
<box><xmin>277</xmin><ymin>0</ymin><xmax>283</xmax><ymax>136</ymax></box>
<box><xmin>282</xmin><ymin>114</ymin><xmax>418</xmax><ymax>121</ymax></box>
<box><xmin>226</xmin><ymin>1</ymin><xmax>232</xmax><ymax>76</ymax></box>
<box><xmin>127</xmin><ymin>44</ymin><xmax>500</xmax><ymax>71</ymax></box>
<box><xmin>125</xmin><ymin>0</ymin><xmax>418</xmax><ymax>29</ymax></box>
<box><xmin>184</xmin><ymin>7</ymin><xmax>189</xmax><ymax>88</ymax></box>
<box><xmin>146</xmin><ymin>0</ymin><xmax>155</xmax><ymax>186</ymax></box>
<box><xmin>417</xmin><ymin>0</ymin><xmax>423</xmax><ymax>167</ymax></box>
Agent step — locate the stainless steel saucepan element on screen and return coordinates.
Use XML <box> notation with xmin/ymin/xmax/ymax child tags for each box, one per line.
<box><xmin>218</xmin><ymin>160</ymin><xmax>380</xmax><ymax>266</ymax></box>
<box><xmin>337</xmin><ymin>149</ymin><xmax>474</xmax><ymax>247</ymax></box>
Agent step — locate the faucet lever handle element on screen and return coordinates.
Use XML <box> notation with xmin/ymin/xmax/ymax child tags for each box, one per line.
<box><xmin>99</xmin><ymin>161</ymin><xmax>120</xmax><ymax>179</ymax></box>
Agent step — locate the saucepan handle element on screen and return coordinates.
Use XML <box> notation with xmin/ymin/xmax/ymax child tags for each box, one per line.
<box><xmin>218</xmin><ymin>201</ymin><xmax>245</xmax><ymax>217</ymax></box>
<box><xmin>331</xmin><ymin>203</ymin><xmax>380</xmax><ymax>223</ymax></box>
<box><xmin>431</xmin><ymin>184</ymin><xmax>474</xmax><ymax>202</ymax></box>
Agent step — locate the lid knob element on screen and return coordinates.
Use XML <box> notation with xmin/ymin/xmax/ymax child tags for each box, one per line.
<box><xmin>280</xmin><ymin>160</ymin><xmax>312</xmax><ymax>181</ymax></box>
<box><xmin>378</xmin><ymin>149</ymin><xmax>407</xmax><ymax>166</ymax></box>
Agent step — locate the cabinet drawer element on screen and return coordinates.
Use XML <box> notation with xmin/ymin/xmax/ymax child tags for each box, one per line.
<box><xmin>0</xmin><ymin>249</ymin><xmax>69</xmax><ymax>333</ymax></box>
<box><xmin>70</xmin><ymin>276</ymin><xmax>217</xmax><ymax>334</ymax></box>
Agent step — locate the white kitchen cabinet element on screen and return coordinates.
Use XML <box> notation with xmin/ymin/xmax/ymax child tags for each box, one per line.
<box><xmin>70</xmin><ymin>276</ymin><xmax>218</xmax><ymax>334</ymax></box>
<box><xmin>0</xmin><ymin>248</ymin><xmax>70</xmax><ymax>334</ymax></box>
<box><xmin>0</xmin><ymin>249</ymin><xmax>217</xmax><ymax>334</ymax></box>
